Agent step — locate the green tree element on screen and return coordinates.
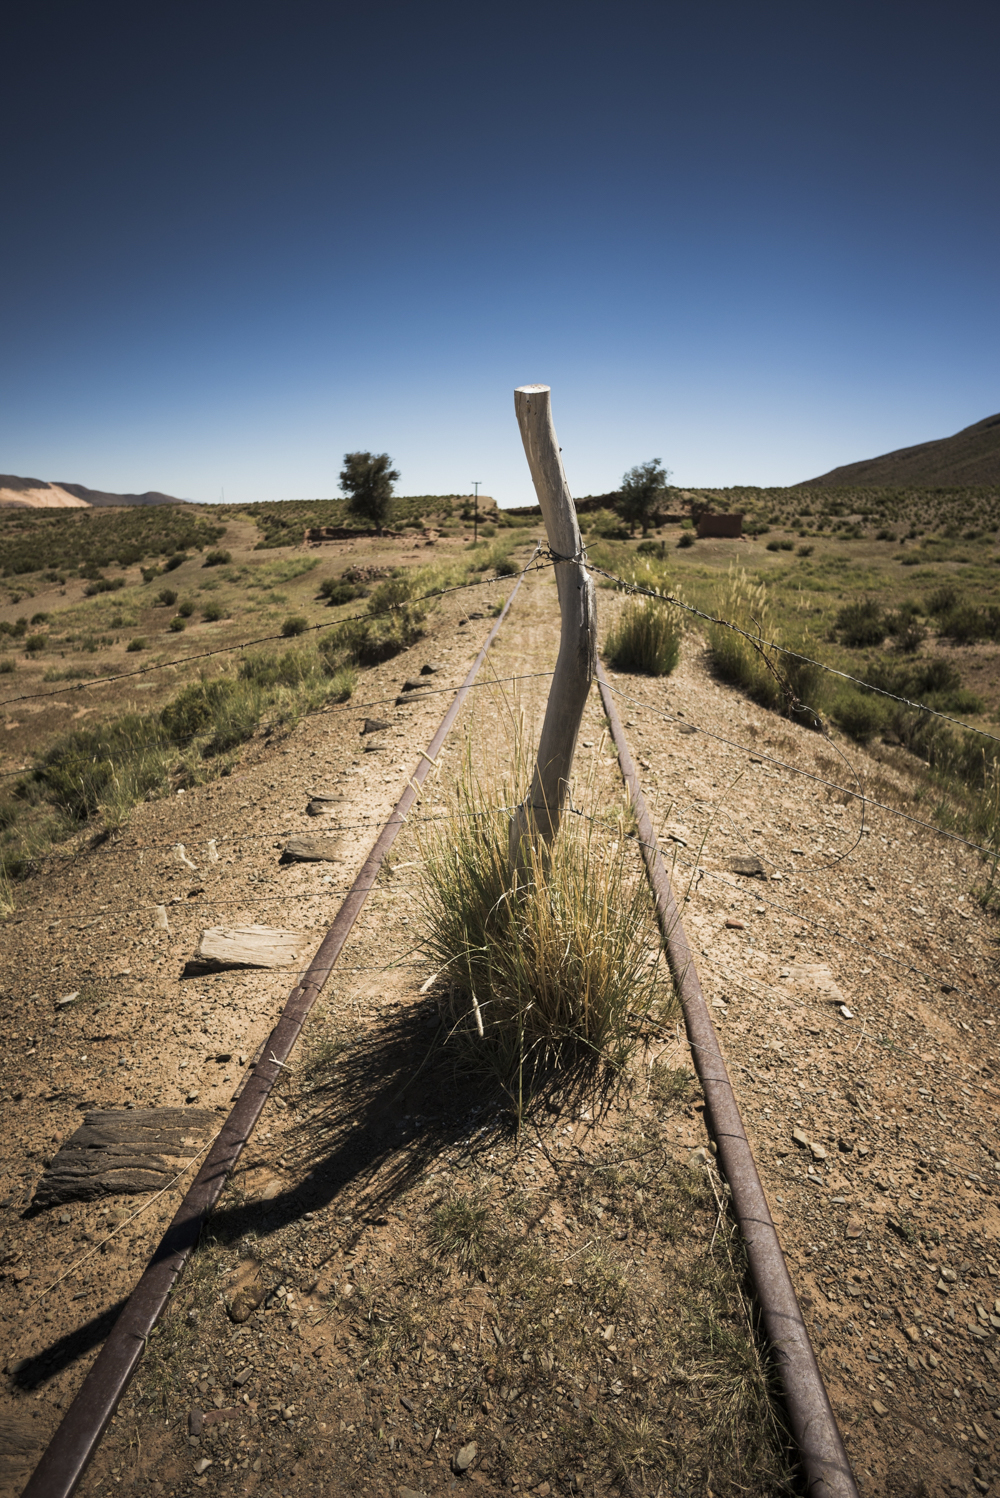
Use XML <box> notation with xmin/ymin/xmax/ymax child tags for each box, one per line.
<box><xmin>619</xmin><ymin>459</ymin><xmax>670</xmax><ymax>536</ymax></box>
<box><xmin>339</xmin><ymin>451</ymin><xmax>400</xmax><ymax>532</ymax></box>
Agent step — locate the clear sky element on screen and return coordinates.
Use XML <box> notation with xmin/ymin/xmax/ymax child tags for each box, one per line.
<box><xmin>2</xmin><ymin>1</ymin><xmax>998</xmax><ymax>507</ymax></box>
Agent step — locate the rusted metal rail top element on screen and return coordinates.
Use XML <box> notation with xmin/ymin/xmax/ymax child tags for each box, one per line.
<box><xmin>597</xmin><ymin>660</ymin><xmax>860</xmax><ymax>1498</ymax></box>
<box><xmin>22</xmin><ymin>563</ymin><xmax>533</xmax><ymax>1498</ymax></box>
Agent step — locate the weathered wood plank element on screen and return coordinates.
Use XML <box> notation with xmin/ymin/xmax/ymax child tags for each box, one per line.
<box><xmin>282</xmin><ymin>836</ymin><xmax>345</xmax><ymax>863</ymax></box>
<box><xmin>194</xmin><ymin>925</ymin><xmax>310</xmax><ymax>969</ymax></box>
<box><xmin>32</xmin><ymin>1108</ymin><xmax>215</xmax><ymax>1207</ymax></box>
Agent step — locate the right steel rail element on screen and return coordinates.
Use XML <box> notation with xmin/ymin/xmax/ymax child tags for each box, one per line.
<box><xmin>597</xmin><ymin>661</ymin><xmax>859</xmax><ymax>1498</ymax></box>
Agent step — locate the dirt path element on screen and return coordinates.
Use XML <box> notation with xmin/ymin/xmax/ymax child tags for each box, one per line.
<box><xmin>0</xmin><ymin>563</ymin><xmax>997</xmax><ymax>1498</ymax></box>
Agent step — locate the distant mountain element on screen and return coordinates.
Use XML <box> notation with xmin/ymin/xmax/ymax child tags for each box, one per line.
<box><xmin>803</xmin><ymin>412</ymin><xmax>1000</xmax><ymax>487</ymax></box>
<box><xmin>0</xmin><ymin>474</ymin><xmax>187</xmax><ymax>508</ymax></box>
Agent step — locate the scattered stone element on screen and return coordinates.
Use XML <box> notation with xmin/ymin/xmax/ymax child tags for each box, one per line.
<box><xmin>55</xmin><ymin>991</ymin><xmax>79</xmax><ymax>1009</ymax></box>
<box><xmin>154</xmin><ymin>905</ymin><xmax>170</xmax><ymax>932</ymax></box>
<box><xmin>192</xmin><ymin>926</ymin><xmax>310</xmax><ymax>970</ymax></box>
<box><xmin>234</xmin><ymin>1365</ymin><xmax>255</xmax><ymax>1386</ymax></box>
<box><xmin>225</xmin><ymin>1261</ymin><xmax>265</xmax><ymax>1324</ymax></box>
<box><xmin>809</xmin><ymin>1141</ymin><xmax>828</xmax><ymax>1161</ymax></box>
<box><xmin>189</xmin><ymin>1408</ymin><xmax>204</xmax><ymax>1437</ymax></box>
<box><xmin>400</xmin><ymin>678</ymin><xmax>425</xmax><ymax>693</ymax></box>
<box><xmin>361</xmin><ymin>718</ymin><xmax>391</xmax><ymax>735</ymax></box>
<box><xmin>282</xmin><ymin>837</ymin><xmax>345</xmax><ymax>863</ymax></box>
<box><xmin>207</xmin><ymin>839</ymin><xmax>219</xmax><ymax>863</ymax></box>
<box><xmin>399</xmin><ymin>1487</ymin><xmax>426</xmax><ymax>1498</ymax></box>
<box><xmin>420</xmin><ymin>662</ymin><xmax>443</xmax><ymax>675</ymax></box>
<box><xmin>363</xmin><ymin>741</ymin><xmax>386</xmax><ymax>752</ymax></box>
<box><xmin>846</xmin><ymin>1218</ymin><xmax>863</xmax><ymax>1239</ymax></box>
<box><xmin>731</xmin><ymin>857</ymin><xmax>766</xmax><ymax>878</ymax></box>
<box><xmin>306</xmin><ymin>792</ymin><xmax>347</xmax><ymax>815</ymax></box>
<box><xmin>399</xmin><ymin>1396</ymin><xmax>414</xmax><ymax>1412</ymax></box>
<box><xmin>872</xmin><ymin>1399</ymin><xmax>888</xmax><ymax>1416</ymax></box>
<box><xmin>724</xmin><ymin>919</ymin><xmax>745</xmax><ymax>930</ymax></box>
<box><xmin>687</xmin><ymin>1147</ymin><xmax>709</xmax><ymax>1167</ymax></box>
<box><xmin>904</xmin><ymin>1324</ymin><xmax>920</xmax><ymax>1343</ymax></box>
<box><xmin>203</xmin><ymin>1407</ymin><xmax>240</xmax><ymax>1425</ymax></box>
<box><xmin>941</xmin><ymin>1266</ymin><xmax>958</xmax><ymax>1283</ymax></box>
<box><xmin>259</xmin><ymin>1179</ymin><xmax>283</xmax><ymax>1201</ymax></box>
<box><xmin>453</xmin><ymin>1442</ymin><xmax>477</xmax><ymax>1474</ymax></box>
<box><xmin>33</xmin><ymin>1108</ymin><xmax>215</xmax><ymax>1206</ymax></box>
<box><xmin>792</xmin><ymin>1127</ymin><xmax>811</xmax><ymax>1149</ymax></box>
<box><xmin>193</xmin><ymin>1458</ymin><xmax>212</xmax><ymax>1476</ymax></box>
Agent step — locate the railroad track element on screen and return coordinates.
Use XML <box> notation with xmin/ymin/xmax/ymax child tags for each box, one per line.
<box><xmin>20</xmin><ymin>568</ymin><xmax>858</xmax><ymax>1498</ymax></box>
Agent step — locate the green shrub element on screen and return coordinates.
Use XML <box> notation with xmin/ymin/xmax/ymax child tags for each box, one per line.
<box><xmin>636</xmin><ymin>540</ymin><xmax>666</xmax><ymax>557</ymax></box>
<box><xmin>281</xmin><ymin>615</ymin><xmax>308</xmax><ymax>637</ymax></box>
<box><xmin>203</xmin><ymin>548</ymin><xmax>231</xmax><ymax>566</ymax></box>
<box><xmin>24</xmin><ymin>634</ymin><xmax>47</xmax><ymax>653</ymax></box>
<box><xmin>835</xmin><ymin>598</ymin><xmax>885</xmax><ymax>647</ymax></box>
<box><xmin>163</xmin><ymin>553</ymin><xmax>188</xmax><ymax>572</ymax></box>
<box><xmin>765</xmin><ymin>540</ymin><xmax>780</xmax><ymax>552</ymax></box>
<box><xmin>494</xmin><ymin>557</ymin><xmax>519</xmax><ymax>577</ymax></box>
<box><xmin>29</xmin><ymin>612</ymin><xmax>49</xmax><ymax>625</ymax></box>
<box><xmin>168</xmin><ymin>616</ymin><xmax>186</xmax><ymax>632</ymax></box>
<box><xmin>589</xmin><ymin>508</ymin><xmax>629</xmax><ymax>541</ymax></box>
<box><xmin>126</xmin><ymin>637</ymin><xmax>147</xmax><ymax>652</ymax></box>
<box><xmin>0</xmin><ymin>659</ymin><xmax>15</xmax><ymax>674</ymax></box>
<box><xmin>833</xmin><ymin>690</ymin><xmax>887</xmax><ymax>742</ymax></box>
<box><xmin>479</xmin><ymin>523</ymin><xmax>497</xmax><ymax>538</ymax></box>
<box><xmin>177</xmin><ymin>599</ymin><xmax>195</xmax><ymax>618</ymax></box>
<box><xmin>321</xmin><ymin>574</ymin><xmax>430</xmax><ymax>666</ymax></box>
<box><xmin>156</xmin><ymin>588</ymin><xmax>178</xmax><ymax>607</ymax></box>
<box><xmin>797</xmin><ymin>545</ymin><xmax>814</xmax><ymax>557</ymax></box>
<box><xmin>83</xmin><ymin>576</ymin><xmax>126</xmax><ymax>596</ymax></box>
<box><xmin>318</xmin><ymin>578</ymin><xmax>367</xmax><ymax>606</ymax></box>
<box><xmin>201</xmin><ymin>601</ymin><xmax>226</xmax><ymax>622</ymax></box>
<box><xmin>708</xmin><ymin>568</ymin><xmax>822</xmax><ymax>722</ymax></box>
<box><xmin>677</xmin><ymin>532</ymin><xmax>696</xmax><ymax>549</ymax></box>
<box><xmin>141</xmin><ymin>565</ymin><xmax>161</xmax><ymax>583</ymax></box>
<box><xmin>605</xmin><ymin>598</ymin><xmax>681</xmax><ymax>676</ymax></box>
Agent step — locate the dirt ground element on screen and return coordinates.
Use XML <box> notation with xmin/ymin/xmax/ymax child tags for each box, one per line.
<box><xmin>1</xmin><ymin>552</ymin><xmax>998</xmax><ymax>1498</ymax></box>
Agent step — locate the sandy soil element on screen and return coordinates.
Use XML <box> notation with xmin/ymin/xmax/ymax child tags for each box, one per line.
<box><xmin>0</xmin><ymin>561</ymin><xmax>998</xmax><ymax>1498</ymax></box>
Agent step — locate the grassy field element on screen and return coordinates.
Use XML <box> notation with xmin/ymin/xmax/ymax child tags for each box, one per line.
<box><xmin>0</xmin><ymin>502</ymin><xmax>535</xmax><ymax>903</ymax></box>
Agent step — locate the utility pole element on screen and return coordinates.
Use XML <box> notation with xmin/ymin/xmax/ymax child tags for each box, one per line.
<box><xmin>472</xmin><ymin>480</ymin><xmax>482</xmax><ymax>543</ymax></box>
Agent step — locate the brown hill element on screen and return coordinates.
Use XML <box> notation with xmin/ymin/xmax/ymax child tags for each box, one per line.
<box><xmin>0</xmin><ymin>474</ymin><xmax>187</xmax><ymax>508</ymax></box>
<box><xmin>803</xmin><ymin>410</ymin><xmax>1000</xmax><ymax>487</ymax></box>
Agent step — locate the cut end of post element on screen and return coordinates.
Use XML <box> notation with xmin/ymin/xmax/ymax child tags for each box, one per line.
<box><xmin>515</xmin><ymin>384</ymin><xmax>550</xmax><ymax>395</ymax></box>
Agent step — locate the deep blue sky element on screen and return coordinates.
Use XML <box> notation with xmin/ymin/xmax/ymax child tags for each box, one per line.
<box><xmin>2</xmin><ymin>1</ymin><xmax>998</xmax><ymax>506</ymax></box>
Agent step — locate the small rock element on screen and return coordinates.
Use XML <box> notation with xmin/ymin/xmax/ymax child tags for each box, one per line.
<box><xmin>872</xmin><ymin>1399</ymin><xmax>888</xmax><ymax>1416</ymax></box>
<box><xmin>936</xmin><ymin>1279</ymin><xmax>952</xmax><ymax>1294</ymax></box>
<box><xmin>189</xmin><ymin>1408</ymin><xmax>204</xmax><ymax>1436</ymax></box>
<box><xmin>731</xmin><ymin>857</ymin><xmax>766</xmax><ymax>878</ymax></box>
<box><xmin>194</xmin><ymin>1458</ymin><xmax>212</xmax><ymax>1476</ymax></box>
<box><xmin>535</xmin><ymin>1486</ymin><xmax>552</xmax><ymax>1497</ymax></box>
<box><xmin>361</xmin><ymin>718</ymin><xmax>391</xmax><ymax>735</ymax></box>
<box><xmin>154</xmin><ymin>906</ymin><xmax>170</xmax><ymax>932</ymax></box>
<box><xmin>259</xmin><ymin>1179</ymin><xmax>283</xmax><ymax>1201</ymax></box>
<box><xmin>363</xmin><ymin>740</ymin><xmax>386</xmax><ymax>752</ymax></box>
<box><xmin>420</xmin><ymin>662</ymin><xmax>443</xmax><ymax>675</ymax></box>
<box><xmin>724</xmin><ymin>919</ymin><xmax>745</xmax><ymax>930</ymax></box>
<box><xmin>904</xmin><ymin>1324</ymin><xmax>920</xmax><ymax>1343</ymax></box>
<box><xmin>941</xmin><ymin>1266</ymin><xmax>958</xmax><ymax>1283</ymax></box>
<box><xmin>839</xmin><ymin>1004</ymin><xmax>854</xmax><ymax>1019</ymax></box>
<box><xmin>207</xmin><ymin>840</ymin><xmax>219</xmax><ymax>863</ymax></box>
<box><xmin>307</xmin><ymin>793</ymin><xmax>346</xmax><ymax>816</ymax></box>
<box><xmin>56</xmin><ymin>991</ymin><xmax>80</xmax><ymax>1009</ymax></box>
<box><xmin>234</xmin><ymin>1364</ymin><xmax>255</xmax><ymax>1385</ymax></box>
<box><xmin>399</xmin><ymin>1396</ymin><xmax>414</xmax><ymax>1411</ymax></box>
<box><xmin>809</xmin><ymin>1142</ymin><xmax>828</xmax><ymax>1162</ymax></box>
<box><xmin>399</xmin><ymin>1488</ymin><xmax>426</xmax><ymax>1498</ymax></box>
<box><xmin>687</xmin><ymin>1147</ymin><xmax>709</xmax><ymax>1167</ymax></box>
<box><xmin>845</xmin><ymin>1218</ymin><xmax>863</xmax><ymax>1239</ymax></box>
<box><xmin>453</xmin><ymin>1442</ymin><xmax>478</xmax><ymax>1473</ymax></box>
<box><xmin>400</xmin><ymin>678</ymin><xmax>425</xmax><ymax>693</ymax></box>
<box><xmin>792</xmin><ymin>1127</ymin><xmax>811</xmax><ymax>1149</ymax></box>
<box><xmin>173</xmin><ymin>844</ymin><xmax>198</xmax><ymax>871</ymax></box>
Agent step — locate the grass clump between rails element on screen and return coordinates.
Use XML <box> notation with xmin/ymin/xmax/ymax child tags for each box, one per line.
<box><xmin>418</xmin><ymin>730</ymin><xmax>675</xmax><ymax>1113</ymax></box>
<box><xmin>604</xmin><ymin>595</ymin><xmax>682</xmax><ymax>675</ymax></box>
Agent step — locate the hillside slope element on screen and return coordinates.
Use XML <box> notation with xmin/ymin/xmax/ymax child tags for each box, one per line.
<box><xmin>0</xmin><ymin>474</ymin><xmax>187</xmax><ymax>508</ymax></box>
<box><xmin>803</xmin><ymin>411</ymin><xmax>1000</xmax><ymax>487</ymax></box>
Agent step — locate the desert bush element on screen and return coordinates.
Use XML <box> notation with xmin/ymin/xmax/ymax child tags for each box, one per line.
<box><xmin>926</xmin><ymin>584</ymin><xmax>960</xmax><ymax>616</ymax></box>
<box><xmin>0</xmin><ymin>659</ymin><xmax>15</xmax><ymax>674</ymax></box>
<box><xmin>834</xmin><ymin>598</ymin><xmax>885</xmax><ymax>647</ymax></box>
<box><xmin>318</xmin><ymin>578</ymin><xmax>367</xmax><ymax>606</ymax></box>
<box><xmin>677</xmin><ymin>532</ymin><xmax>696</xmax><ymax>549</ymax></box>
<box><xmin>605</xmin><ymin>597</ymin><xmax>681</xmax><ymax>676</ymax></box>
<box><xmin>201</xmin><ymin>601</ymin><xmax>226</xmax><ymax>622</ymax></box>
<box><xmin>203</xmin><ymin>548</ymin><xmax>231</xmax><ymax>566</ymax></box>
<box><xmin>163</xmin><ymin>552</ymin><xmax>188</xmax><ymax>572</ymax></box>
<box><xmin>588</xmin><ymin>508</ymin><xmax>629</xmax><ymax>541</ymax></box>
<box><xmin>83</xmin><ymin>575</ymin><xmax>127</xmax><ymax>596</ymax></box>
<box><xmin>322</xmin><ymin>573</ymin><xmax>430</xmax><ymax>666</ymax></box>
<box><xmin>281</xmin><ymin>615</ymin><xmax>308</xmax><ymax>637</ymax></box>
<box><xmin>0</xmin><ymin>506</ymin><xmax>224</xmax><ymax>578</ymax></box>
<box><xmin>126</xmin><ymin>637</ymin><xmax>147</xmax><ymax>652</ymax></box>
<box><xmin>24</xmin><ymin>634</ymin><xmax>47</xmax><ymax>653</ymax></box>
<box><xmin>708</xmin><ymin>569</ymin><xmax>822</xmax><ymax>722</ymax></box>
<box><xmin>156</xmin><ymin>587</ymin><xmax>178</xmax><ymax>607</ymax></box>
<box><xmin>636</xmin><ymin>539</ymin><xmax>667</xmax><ymax>557</ymax></box>
<box><xmin>419</xmin><ymin>734</ymin><xmax>672</xmax><ymax>1105</ymax></box>
<box><xmin>765</xmin><ymin>540</ymin><xmax>780</xmax><ymax>552</ymax></box>
<box><xmin>833</xmin><ymin>690</ymin><xmax>887</xmax><ymax>742</ymax></box>
<box><xmin>30</xmin><ymin>612</ymin><xmax>49</xmax><ymax>625</ymax></box>
<box><xmin>797</xmin><ymin>544</ymin><xmax>814</xmax><ymax>557</ymax></box>
<box><xmin>177</xmin><ymin>599</ymin><xmax>195</xmax><ymax>618</ymax></box>
<box><xmin>168</xmin><ymin>616</ymin><xmax>186</xmax><ymax>632</ymax></box>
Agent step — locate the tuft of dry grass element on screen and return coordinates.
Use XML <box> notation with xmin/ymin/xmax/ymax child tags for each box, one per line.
<box><xmin>418</xmin><ymin>715</ymin><xmax>675</xmax><ymax>1112</ymax></box>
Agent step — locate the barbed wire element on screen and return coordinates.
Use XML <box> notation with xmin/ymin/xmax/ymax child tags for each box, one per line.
<box><xmin>580</xmin><ymin>553</ymin><xmax>1000</xmax><ymax>749</ymax></box>
<box><xmin>602</xmin><ymin>679</ymin><xmax>1000</xmax><ymax>863</ymax></box>
<box><xmin>0</xmin><ymin>552</ymin><xmax>551</xmax><ymax>711</ymax></box>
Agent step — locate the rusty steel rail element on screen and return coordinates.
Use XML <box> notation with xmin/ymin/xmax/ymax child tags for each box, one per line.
<box><xmin>597</xmin><ymin>660</ymin><xmax>860</xmax><ymax>1498</ymax></box>
<box><xmin>21</xmin><ymin>566</ymin><xmax>532</xmax><ymax>1498</ymax></box>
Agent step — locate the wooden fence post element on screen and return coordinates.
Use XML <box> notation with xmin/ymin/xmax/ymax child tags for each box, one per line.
<box><xmin>509</xmin><ymin>384</ymin><xmax>597</xmax><ymax>871</ymax></box>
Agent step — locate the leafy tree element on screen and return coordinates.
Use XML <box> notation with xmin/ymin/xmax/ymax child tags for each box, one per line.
<box><xmin>619</xmin><ymin>459</ymin><xmax>670</xmax><ymax>536</ymax></box>
<box><xmin>339</xmin><ymin>451</ymin><xmax>400</xmax><ymax>532</ymax></box>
